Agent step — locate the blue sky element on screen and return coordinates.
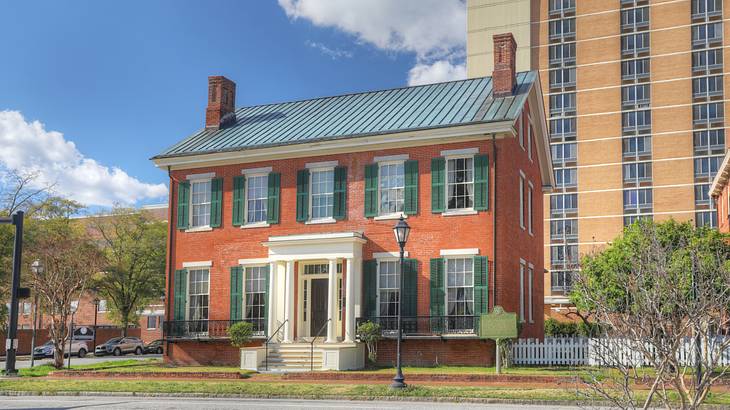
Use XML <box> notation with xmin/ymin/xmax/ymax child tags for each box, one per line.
<box><xmin>0</xmin><ymin>0</ymin><xmax>465</xmax><ymax>207</ymax></box>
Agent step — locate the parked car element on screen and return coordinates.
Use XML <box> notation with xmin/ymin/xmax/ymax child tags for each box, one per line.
<box><xmin>143</xmin><ymin>339</ymin><xmax>164</xmax><ymax>354</ymax></box>
<box><xmin>94</xmin><ymin>336</ymin><xmax>145</xmax><ymax>356</ymax></box>
<box><xmin>33</xmin><ymin>339</ymin><xmax>89</xmax><ymax>359</ymax></box>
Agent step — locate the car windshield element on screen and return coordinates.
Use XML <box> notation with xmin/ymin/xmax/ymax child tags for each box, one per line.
<box><xmin>105</xmin><ymin>337</ymin><xmax>122</xmax><ymax>344</ymax></box>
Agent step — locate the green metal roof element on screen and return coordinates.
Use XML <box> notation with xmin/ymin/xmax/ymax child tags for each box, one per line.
<box><xmin>154</xmin><ymin>71</ymin><xmax>536</xmax><ymax>159</ymax></box>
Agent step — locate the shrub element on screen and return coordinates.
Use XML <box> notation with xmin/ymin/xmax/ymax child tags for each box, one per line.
<box><xmin>356</xmin><ymin>321</ymin><xmax>381</xmax><ymax>363</ymax></box>
<box><xmin>228</xmin><ymin>321</ymin><xmax>254</xmax><ymax>348</ymax></box>
<box><xmin>544</xmin><ymin>318</ymin><xmax>578</xmax><ymax>337</ymax></box>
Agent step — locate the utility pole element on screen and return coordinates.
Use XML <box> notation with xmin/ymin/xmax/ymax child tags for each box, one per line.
<box><xmin>2</xmin><ymin>211</ymin><xmax>24</xmax><ymax>376</ymax></box>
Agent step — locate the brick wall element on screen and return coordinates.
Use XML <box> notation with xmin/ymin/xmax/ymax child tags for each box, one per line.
<box><xmin>717</xmin><ymin>183</ymin><xmax>730</xmax><ymax>233</ymax></box>
<box><xmin>165</xmin><ymin>340</ymin><xmax>258</xmax><ymax>366</ymax></box>
<box><xmin>376</xmin><ymin>339</ymin><xmax>495</xmax><ymax>367</ymax></box>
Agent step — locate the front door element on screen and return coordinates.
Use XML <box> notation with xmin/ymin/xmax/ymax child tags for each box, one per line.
<box><xmin>310</xmin><ymin>278</ymin><xmax>328</xmax><ymax>337</ymax></box>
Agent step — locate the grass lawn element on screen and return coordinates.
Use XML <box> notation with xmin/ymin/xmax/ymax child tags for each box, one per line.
<box><xmin>19</xmin><ymin>359</ymin><xmax>256</xmax><ymax>377</ymax></box>
<box><xmin>353</xmin><ymin>365</ymin><xmax>586</xmax><ymax>376</ymax></box>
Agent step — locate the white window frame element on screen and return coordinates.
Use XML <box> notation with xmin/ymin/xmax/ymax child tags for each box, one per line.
<box><xmin>307</xmin><ymin>166</ymin><xmax>336</xmax><ymax>224</ymax></box>
<box><xmin>519</xmin><ymin>259</ymin><xmax>526</xmax><ymax>323</ymax></box>
<box><xmin>187</xmin><ymin>175</ymin><xmax>214</xmax><ymax>231</ymax></box>
<box><xmin>528</xmin><ymin>263</ymin><xmax>534</xmax><ymax>323</ymax></box>
<box><xmin>527</xmin><ymin>119</ymin><xmax>533</xmax><ymax>161</ymax></box>
<box><xmin>519</xmin><ymin>171</ymin><xmax>526</xmax><ymax>230</ymax></box>
<box><xmin>444</xmin><ymin>256</ymin><xmax>476</xmax><ymax>333</ymax></box>
<box><xmin>98</xmin><ymin>299</ymin><xmax>108</xmax><ymax>312</ymax></box>
<box><xmin>444</xmin><ymin>153</ymin><xmax>476</xmax><ymax>214</ymax></box>
<box><xmin>377</xmin><ymin>160</ymin><xmax>407</xmax><ymax>219</ymax></box>
<box><xmin>518</xmin><ymin>117</ymin><xmax>524</xmax><ymax>149</ymax></box>
<box><xmin>528</xmin><ymin>181</ymin><xmax>534</xmax><ymax>235</ymax></box>
<box><xmin>243</xmin><ymin>173</ymin><xmax>269</xmax><ymax>228</ymax></box>
<box><xmin>146</xmin><ymin>316</ymin><xmax>158</xmax><ymax>330</ymax></box>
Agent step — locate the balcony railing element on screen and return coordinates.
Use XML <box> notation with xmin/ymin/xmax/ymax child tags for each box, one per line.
<box><xmin>356</xmin><ymin>316</ymin><xmax>481</xmax><ymax>338</ymax></box>
<box><xmin>164</xmin><ymin>319</ymin><xmax>265</xmax><ymax>340</ymax></box>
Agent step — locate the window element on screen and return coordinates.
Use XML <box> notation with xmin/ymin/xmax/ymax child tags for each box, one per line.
<box><xmin>528</xmin><ymin>123</ymin><xmax>533</xmax><ymax>161</ymax></box>
<box><xmin>623</xmin><ymin>188</ymin><xmax>653</xmax><ymax>211</ymax></box>
<box><xmin>97</xmin><ymin>299</ymin><xmax>108</xmax><ymax>312</ymax></box>
<box><xmin>528</xmin><ymin>182</ymin><xmax>534</xmax><ymax>235</ymax></box>
<box><xmin>621</xmin><ymin>7</ymin><xmax>649</xmax><ymax>30</ymax></box>
<box><xmin>70</xmin><ymin>300</ymin><xmax>79</xmax><ymax>312</ymax></box>
<box><xmin>693</xmin><ymin>130</ymin><xmax>725</xmax><ymax>154</ymax></box>
<box><xmin>245</xmin><ymin>266</ymin><xmax>267</xmax><ymax>333</ymax></box>
<box><xmin>551</xmin><ymin>143</ymin><xmax>577</xmax><ymax>164</ymax></box>
<box><xmin>692</xmin><ymin>49</ymin><xmax>723</xmax><ymax>72</ymax></box>
<box><xmin>519</xmin><ymin>261</ymin><xmax>525</xmax><ymax>322</ymax></box>
<box><xmin>190</xmin><ymin>180</ymin><xmax>212</xmax><ymax>228</ymax></box>
<box><xmin>550</xmin><ymin>93</ymin><xmax>576</xmax><ymax>115</ymax></box>
<box><xmin>187</xmin><ymin>268</ymin><xmax>210</xmax><ymax>327</ymax></box>
<box><xmin>549</xmin><ymin>68</ymin><xmax>576</xmax><ymax>88</ymax></box>
<box><xmin>623</xmin><ymin>136</ymin><xmax>652</xmax><ymax>157</ymax></box>
<box><xmin>624</xmin><ymin>214</ymin><xmax>653</xmax><ymax>226</ymax></box>
<box><xmin>550</xmin><ymin>118</ymin><xmax>577</xmax><ymax>139</ymax></box>
<box><xmin>693</xmin><ymin>76</ymin><xmax>723</xmax><ymax>98</ymax></box>
<box><xmin>622</xmin><ymin>84</ymin><xmax>650</xmax><ymax>108</ymax></box>
<box><xmin>519</xmin><ymin>173</ymin><xmax>525</xmax><ymax>229</ymax></box>
<box><xmin>694</xmin><ymin>156</ymin><xmax>722</xmax><ymax>178</ymax></box>
<box><xmin>554</xmin><ymin>168</ymin><xmax>577</xmax><ymax>189</ymax></box>
<box><xmin>245</xmin><ymin>175</ymin><xmax>268</xmax><ymax>224</ymax></box>
<box><xmin>621</xmin><ymin>32</ymin><xmax>650</xmax><ymax>56</ymax></box>
<box><xmin>378</xmin><ymin>260</ymin><xmax>400</xmax><ymax>329</ymax></box>
<box><xmin>551</xmin><ymin>270</ymin><xmax>574</xmax><ymax>292</ymax></box>
<box><xmin>446</xmin><ymin>157</ymin><xmax>474</xmax><ymax>210</ymax></box>
<box><xmin>622</xmin><ymin>110</ymin><xmax>651</xmax><ymax>132</ymax></box>
<box><xmin>379</xmin><ymin>162</ymin><xmax>405</xmax><ymax>215</ymax></box>
<box><xmin>623</xmin><ymin>162</ymin><xmax>652</xmax><ymax>183</ymax></box>
<box><xmin>621</xmin><ymin>58</ymin><xmax>650</xmax><ymax>80</ymax></box>
<box><xmin>692</xmin><ymin>0</ymin><xmax>722</xmax><ymax>18</ymax></box>
<box><xmin>693</xmin><ymin>102</ymin><xmax>724</xmax><ymax>124</ymax></box>
<box><xmin>695</xmin><ymin>184</ymin><xmax>711</xmax><ymax>205</ymax></box>
<box><xmin>22</xmin><ymin>302</ymin><xmax>31</xmax><ymax>315</ymax></box>
<box><xmin>549</xmin><ymin>43</ymin><xmax>576</xmax><ymax>66</ymax></box>
<box><xmin>692</xmin><ymin>22</ymin><xmax>723</xmax><ymax>46</ymax></box>
<box><xmin>696</xmin><ymin>210</ymin><xmax>718</xmax><ymax>228</ymax></box>
<box><xmin>550</xmin><ymin>219</ymin><xmax>578</xmax><ymax>240</ymax></box>
<box><xmin>147</xmin><ymin>316</ymin><xmax>157</xmax><ymax>329</ymax></box>
<box><xmin>310</xmin><ymin>169</ymin><xmax>334</xmax><ymax>220</ymax></box>
<box><xmin>303</xmin><ymin>262</ymin><xmax>342</xmax><ymax>275</ymax></box>
<box><xmin>550</xmin><ymin>193</ymin><xmax>578</xmax><ymax>216</ymax></box>
<box><xmin>528</xmin><ymin>265</ymin><xmax>534</xmax><ymax>323</ymax></box>
<box><xmin>551</xmin><ymin>244</ymin><xmax>578</xmax><ymax>269</ymax></box>
<box><xmin>549</xmin><ymin>18</ymin><xmax>576</xmax><ymax>40</ymax></box>
<box><xmin>518</xmin><ymin>118</ymin><xmax>524</xmax><ymax>148</ymax></box>
<box><xmin>549</xmin><ymin>0</ymin><xmax>575</xmax><ymax>14</ymax></box>
<box><xmin>446</xmin><ymin>258</ymin><xmax>474</xmax><ymax>332</ymax></box>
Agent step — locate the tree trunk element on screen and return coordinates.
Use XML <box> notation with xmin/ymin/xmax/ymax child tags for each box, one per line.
<box><xmin>53</xmin><ymin>347</ymin><xmax>64</xmax><ymax>369</ymax></box>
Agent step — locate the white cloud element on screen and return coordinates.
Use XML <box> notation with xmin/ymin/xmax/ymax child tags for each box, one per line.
<box><xmin>0</xmin><ymin>110</ymin><xmax>167</xmax><ymax>207</ymax></box>
<box><xmin>305</xmin><ymin>40</ymin><xmax>353</xmax><ymax>59</ymax></box>
<box><xmin>407</xmin><ymin>60</ymin><xmax>467</xmax><ymax>86</ymax></box>
<box><xmin>279</xmin><ymin>0</ymin><xmax>467</xmax><ymax>83</ymax></box>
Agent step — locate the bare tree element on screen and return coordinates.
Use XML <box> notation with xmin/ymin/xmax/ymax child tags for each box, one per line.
<box><xmin>573</xmin><ymin>220</ymin><xmax>730</xmax><ymax>409</ymax></box>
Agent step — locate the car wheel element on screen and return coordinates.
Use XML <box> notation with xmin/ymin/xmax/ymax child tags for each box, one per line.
<box><xmin>135</xmin><ymin>347</ymin><xmax>143</xmax><ymax>355</ymax></box>
<box><xmin>157</xmin><ymin>347</ymin><xmax>163</xmax><ymax>354</ymax></box>
<box><xmin>113</xmin><ymin>347</ymin><xmax>122</xmax><ymax>356</ymax></box>
<box><xmin>78</xmin><ymin>348</ymin><xmax>87</xmax><ymax>358</ymax></box>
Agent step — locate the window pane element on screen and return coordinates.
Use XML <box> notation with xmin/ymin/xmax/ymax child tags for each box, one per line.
<box><xmin>379</xmin><ymin>162</ymin><xmax>405</xmax><ymax>214</ymax></box>
<box><xmin>191</xmin><ymin>181</ymin><xmax>212</xmax><ymax>228</ymax></box>
<box><xmin>311</xmin><ymin>169</ymin><xmax>334</xmax><ymax>219</ymax></box>
<box><xmin>447</xmin><ymin>157</ymin><xmax>474</xmax><ymax>210</ymax></box>
<box><xmin>246</xmin><ymin>175</ymin><xmax>268</xmax><ymax>223</ymax></box>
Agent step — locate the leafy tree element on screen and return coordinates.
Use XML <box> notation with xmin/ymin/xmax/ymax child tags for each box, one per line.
<box><xmin>88</xmin><ymin>207</ymin><xmax>166</xmax><ymax>335</ymax></box>
<box><xmin>571</xmin><ymin>219</ymin><xmax>730</xmax><ymax>410</ymax></box>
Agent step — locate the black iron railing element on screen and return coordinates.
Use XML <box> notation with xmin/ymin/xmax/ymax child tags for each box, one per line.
<box><xmin>310</xmin><ymin>318</ymin><xmax>331</xmax><ymax>371</ymax></box>
<box><xmin>355</xmin><ymin>316</ymin><xmax>481</xmax><ymax>338</ymax></box>
<box><xmin>164</xmin><ymin>319</ymin><xmax>265</xmax><ymax>340</ymax></box>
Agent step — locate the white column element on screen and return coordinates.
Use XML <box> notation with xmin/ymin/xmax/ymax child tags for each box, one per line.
<box><xmin>283</xmin><ymin>260</ymin><xmax>295</xmax><ymax>343</ymax></box>
<box><xmin>267</xmin><ymin>262</ymin><xmax>276</xmax><ymax>339</ymax></box>
<box><xmin>344</xmin><ymin>258</ymin><xmax>355</xmax><ymax>343</ymax></box>
<box><xmin>326</xmin><ymin>258</ymin><xmax>338</xmax><ymax>343</ymax></box>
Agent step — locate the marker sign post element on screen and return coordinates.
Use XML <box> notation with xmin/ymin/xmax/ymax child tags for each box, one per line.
<box><xmin>478</xmin><ymin>306</ymin><xmax>518</xmax><ymax>374</ymax></box>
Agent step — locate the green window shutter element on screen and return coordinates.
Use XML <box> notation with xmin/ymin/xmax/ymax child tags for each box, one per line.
<box><xmin>173</xmin><ymin>269</ymin><xmax>188</xmax><ymax>321</ymax></box>
<box><xmin>363</xmin><ymin>260</ymin><xmax>377</xmax><ymax>319</ymax></box>
<box><xmin>430</xmin><ymin>157</ymin><xmax>445</xmax><ymax>213</ymax></box>
<box><xmin>230</xmin><ymin>266</ymin><xmax>243</xmax><ymax>321</ymax></box>
<box><xmin>474</xmin><ymin>154</ymin><xmax>489</xmax><ymax>211</ymax></box>
<box><xmin>210</xmin><ymin>177</ymin><xmax>223</xmax><ymax>228</ymax></box>
<box><xmin>264</xmin><ymin>265</ymin><xmax>270</xmax><ymax>335</ymax></box>
<box><xmin>402</xmin><ymin>259</ymin><xmax>418</xmax><ymax>317</ymax></box>
<box><xmin>404</xmin><ymin>160</ymin><xmax>419</xmax><ymax>215</ymax></box>
<box><xmin>176</xmin><ymin>182</ymin><xmax>190</xmax><ymax>230</ymax></box>
<box><xmin>364</xmin><ymin>163</ymin><xmax>378</xmax><ymax>217</ymax></box>
<box><xmin>296</xmin><ymin>169</ymin><xmax>310</xmax><ymax>222</ymax></box>
<box><xmin>267</xmin><ymin>172</ymin><xmax>281</xmax><ymax>224</ymax></box>
<box><xmin>232</xmin><ymin>176</ymin><xmax>245</xmax><ymax>226</ymax></box>
<box><xmin>473</xmin><ymin>256</ymin><xmax>489</xmax><ymax>314</ymax></box>
<box><xmin>333</xmin><ymin>166</ymin><xmax>347</xmax><ymax>220</ymax></box>
<box><xmin>429</xmin><ymin>258</ymin><xmax>444</xmax><ymax>332</ymax></box>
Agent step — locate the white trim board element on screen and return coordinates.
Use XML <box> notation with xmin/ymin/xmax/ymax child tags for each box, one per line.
<box><xmin>238</xmin><ymin>258</ymin><xmax>270</xmax><ymax>266</ymax></box>
<box><xmin>241</xmin><ymin>166</ymin><xmax>272</xmax><ymax>175</ymax></box>
<box><xmin>305</xmin><ymin>160</ymin><xmax>338</xmax><ymax>169</ymax></box>
<box><xmin>373</xmin><ymin>154</ymin><xmax>409</xmax><ymax>163</ymax></box>
<box><xmin>441</xmin><ymin>147</ymin><xmax>478</xmax><ymax>157</ymax></box>
<box><xmin>440</xmin><ymin>248</ymin><xmax>480</xmax><ymax>256</ymax></box>
<box><xmin>182</xmin><ymin>260</ymin><xmax>213</xmax><ymax>268</ymax></box>
<box><xmin>186</xmin><ymin>172</ymin><xmax>215</xmax><ymax>180</ymax></box>
<box><xmin>373</xmin><ymin>251</ymin><xmax>410</xmax><ymax>259</ymax></box>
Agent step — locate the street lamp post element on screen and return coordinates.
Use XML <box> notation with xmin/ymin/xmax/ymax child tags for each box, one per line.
<box><xmin>93</xmin><ymin>298</ymin><xmax>100</xmax><ymax>351</ymax></box>
<box><xmin>2</xmin><ymin>211</ymin><xmax>24</xmax><ymax>377</ymax></box>
<box><xmin>29</xmin><ymin>260</ymin><xmax>43</xmax><ymax>368</ymax></box>
<box><xmin>391</xmin><ymin>216</ymin><xmax>410</xmax><ymax>389</ymax></box>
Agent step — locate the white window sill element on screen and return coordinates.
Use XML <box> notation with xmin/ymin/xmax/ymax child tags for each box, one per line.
<box><xmin>442</xmin><ymin>209</ymin><xmax>478</xmax><ymax>217</ymax></box>
<box><xmin>305</xmin><ymin>217</ymin><xmax>337</xmax><ymax>225</ymax></box>
<box><xmin>242</xmin><ymin>222</ymin><xmax>270</xmax><ymax>229</ymax></box>
<box><xmin>185</xmin><ymin>226</ymin><xmax>213</xmax><ymax>233</ymax></box>
<box><xmin>374</xmin><ymin>213</ymin><xmax>407</xmax><ymax>221</ymax></box>
<box><xmin>146</xmin><ymin>328</ymin><xmax>157</xmax><ymax>331</ymax></box>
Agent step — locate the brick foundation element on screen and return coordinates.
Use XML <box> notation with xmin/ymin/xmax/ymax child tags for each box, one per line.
<box><xmin>165</xmin><ymin>340</ymin><xmax>262</xmax><ymax>366</ymax></box>
<box><xmin>375</xmin><ymin>339</ymin><xmax>495</xmax><ymax>367</ymax></box>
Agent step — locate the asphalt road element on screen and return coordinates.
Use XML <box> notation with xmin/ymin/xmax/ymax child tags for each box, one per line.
<box><xmin>0</xmin><ymin>354</ymin><xmax>161</xmax><ymax>369</ymax></box>
<box><xmin>0</xmin><ymin>396</ymin><xmax>585</xmax><ymax>409</ymax></box>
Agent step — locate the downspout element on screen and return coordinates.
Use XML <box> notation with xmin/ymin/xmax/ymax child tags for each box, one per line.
<box><xmin>165</xmin><ymin>166</ymin><xmax>175</xmax><ymax>359</ymax></box>
<box><xmin>491</xmin><ymin>133</ymin><xmax>498</xmax><ymax>309</ymax></box>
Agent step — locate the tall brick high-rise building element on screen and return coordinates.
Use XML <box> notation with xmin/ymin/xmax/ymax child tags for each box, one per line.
<box><xmin>467</xmin><ymin>0</ymin><xmax>728</xmax><ymax>318</ymax></box>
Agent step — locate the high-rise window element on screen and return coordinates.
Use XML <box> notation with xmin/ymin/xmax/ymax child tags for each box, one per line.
<box><xmin>623</xmin><ymin>136</ymin><xmax>652</xmax><ymax>157</ymax></box>
<box><xmin>692</xmin><ymin>102</ymin><xmax>724</xmax><ymax>124</ymax></box>
<box><xmin>549</xmin><ymin>18</ymin><xmax>576</xmax><ymax>40</ymax></box>
<box><xmin>693</xmin><ymin>129</ymin><xmax>725</xmax><ymax>154</ymax></box>
<box><xmin>621</xmin><ymin>58</ymin><xmax>650</xmax><ymax>80</ymax></box>
<box><xmin>623</xmin><ymin>188</ymin><xmax>653</xmax><ymax>211</ymax></box>
<box><xmin>551</xmin><ymin>143</ymin><xmax>577</xmax><ymax>164</ymax></box>
<box><xmin>694</xmin><ymin>156</ymin><xmax>722</xmax><ymax>178</ymax></box>
<box><xmin>623</xmin><ymin>162</ymin><xmax>653</xmax><ymax>183</ymax></box>
<box><xmin>692</xmin><ymin>22</ymin><xmax>723</xmax><ymax>46</ymax></box>
<box><xmin>554</xmin><ymin>168</ymin><xmax>577</xmax><ymax>189</ymax></box>
<box><xmin>692</xmin><ymin>49</ymin><xmax>723</xmax><ymax>72</ymax></box>
<box><xmin>621</xmin><ymin>33</ymin><xmax>650</xmax><ymax>56</ymax></box>
<box><xmin>550</xmin><ymin>219</ymin><xmax>578</xmax><ymax>240</ymax></box>
<box><xmin>550</xmin><ymin>118</ymin><xmax>577</xmax><ymax>139</ymax></box>
<box><xmin>692</xmin><ymin>0</ymin><xmax>722</xmax><ymax>18</ymax></box>
<box><xmin>549</xmin><ymin>43</ymin><xmax>576</xmax><ymax>65</ymax></box>
<box><xmin>621</xmin><ymin>7</ymin><xmax>649</xmax><ymax>30</ymax></box>
<box><xmin>622</xmin><ymin>110</ymin><xmax>652</xmax><ymax>132</ymax></box>
<box><xmin>549</xmin><ymin>93</ymin><xmax>576</xmax><ymax>115</ymax></box>
<box><xmin>549</xmin><ymin>68</ymin><xmax>576</xmax><ymax>88</ymax></box>
<box><xmin>693</xmin><ymin>75</ymin><xmax>723</xmax><ymax>98</ymax></box>
<box><xmin>622</xmin><ymin>84</ymin><xmax>650</xmax><ymax>108</ymax></box>
<box><xmin>550</xmin><ymin>193</ymin><xmax>578</xmax><ymax>216</ymax></box>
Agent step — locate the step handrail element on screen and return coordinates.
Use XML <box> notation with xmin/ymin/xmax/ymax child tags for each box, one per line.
<box><xmin>310</xmin><ymin>318</ymin><xmax>331</xmax><ymax>372</ymax></box>
<box><xmin>265</xmin><ymin>319</ymin><xmax>288</xmax><ymax>371</ymax></box>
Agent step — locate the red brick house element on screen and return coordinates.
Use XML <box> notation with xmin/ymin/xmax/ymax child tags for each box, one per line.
<box><xmin>152</xmin><ymin>34</ymin><xmax>554</xmax><ymax>369</ymax></box>
<box><xmin>711</xmin><ymin>151</ymin><xmax>730</xmax><ymax>233</ymax></box>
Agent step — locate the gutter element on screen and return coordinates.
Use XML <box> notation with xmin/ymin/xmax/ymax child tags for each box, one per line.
<box><xmin>491</xmin><ymin>133</ymin><xmax>498</xmax><ymax>309</ymax></box>
<box><xmin>165</xmin><ymin>166</ymin><xmax>175</xmax><ymax>358</ymax></box>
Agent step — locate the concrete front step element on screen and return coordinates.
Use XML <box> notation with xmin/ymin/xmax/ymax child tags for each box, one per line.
<box><xmin>264</xmin><ymin>342</ymin><xmax>325</xmax><ymax>370</ymax></box>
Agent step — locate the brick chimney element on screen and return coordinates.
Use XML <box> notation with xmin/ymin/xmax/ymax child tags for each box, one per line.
<box><xmin>205</xmin><ymin>76</ymin><xmax>236</xmax><ymax>130</ymax></box>
<box><xmin>492</xmin><ymin>33</ymin><xmax>517</xmax><ymax>98</ymax></box>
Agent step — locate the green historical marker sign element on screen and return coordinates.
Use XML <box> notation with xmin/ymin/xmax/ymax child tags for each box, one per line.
<box><xmin>478</xmin><ymin>306</ymin><xmax>517</xmax><ymax>339</ymax></box>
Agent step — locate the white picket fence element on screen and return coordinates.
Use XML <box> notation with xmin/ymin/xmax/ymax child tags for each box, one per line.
<box><xmin>511</xmin><ymin>336</ymin><xmax>730</xmax><ymax>367</ymax></box>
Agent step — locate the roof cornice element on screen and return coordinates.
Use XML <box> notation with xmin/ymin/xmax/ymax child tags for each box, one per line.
<box><xmin>710</xmin><ymin>151</ymin><xmax>730</xmax><ymax>197</ymax></box>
